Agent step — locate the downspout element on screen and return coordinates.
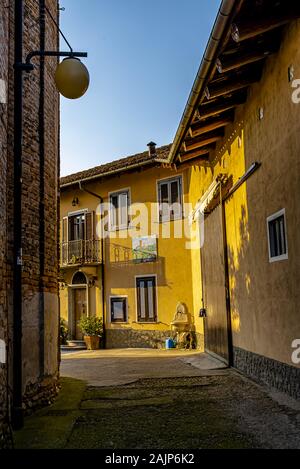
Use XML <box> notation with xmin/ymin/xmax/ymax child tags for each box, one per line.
<box><xmin>38</xmin><ymin>0</ymin><xmax>46</xmax><ymax>380</ymax></box>
<box><xmin>156</xmin><ymin>0</ymin><xmax>242</xmax><ymax>164</ymax></box>
<box><xmin>12</xmin><ymin>0</ymin><xmax>24</xmax><ymax>430</ymax></box>
<box><xmin>78</xmin><ymin>182</ymin><xmax>106</xmax><ymax>348</ymax></box>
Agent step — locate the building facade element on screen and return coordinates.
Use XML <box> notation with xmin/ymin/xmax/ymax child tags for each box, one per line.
<box><xmin>0</xmin><ymin>0</ymin><xmax>59</xmax><ymax>446</ymax></box>
<box><xmin>60</xmin><ymin>0</ymin><xmax>300</xmax><ymax>400</ymax></box>
<box><xmin>60</xmin><ymin>145</ymin><xmax>204</xmax><ymax>350</ymax></box>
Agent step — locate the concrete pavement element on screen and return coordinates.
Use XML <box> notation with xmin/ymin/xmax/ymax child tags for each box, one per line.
<box><xmin>60</xmin><ymin>349</ymin><xmax>227</xmax><ymax>387</ymax></box>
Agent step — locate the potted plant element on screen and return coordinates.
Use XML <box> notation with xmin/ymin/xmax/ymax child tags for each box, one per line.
<box><xmin>60</xmin><ymin>318</ymin><xmax>69</xmax><ymax>345</ymax></box>
<box><xmin>79</xmin><ymin>316</ymin><xmax>103</xmax><ymax>350</ymax></box>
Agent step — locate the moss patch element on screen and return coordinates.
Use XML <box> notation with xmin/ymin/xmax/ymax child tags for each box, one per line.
<box><xmin>14</xmin><ymin>377</ymin><xmax>86</xmax><ymax>449</ymax></box>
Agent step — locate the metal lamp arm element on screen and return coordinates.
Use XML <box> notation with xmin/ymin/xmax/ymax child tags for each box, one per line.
<box><xmin>16</xmin><ymin>51</ymin><xmax>88</xmax><ymax>72</ymax></box>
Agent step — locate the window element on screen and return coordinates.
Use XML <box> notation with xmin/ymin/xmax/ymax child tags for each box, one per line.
<box><xmin>109</xmin><ymin>190</ymin><xmax>130</xmax><ymax>230</ymax></box>
<box><xmin>110</xmin><ymin>297</ymin><xmax>127</xmax><ymax>323</ymax></box>
<box><xmin>62</xmin><ymin>211</ymin><xmax>94</xmax><ymax>242</ymax></box>
<box><xmin>267</xmin><ymin>209</ymin><xmax>288</xmax><ymax>262</ymax></box>
<box><xmin>69</xmin><ymin>213</ymin><xmax>85</xmax><ymax>241</ymax></box>
<box><xmin>72</xmin><ymin>272</ymin><xmax>87</xmax><ymax>285</ymax></box>
<box><xmin>136</xmin><ymin>276</ymin><xmax>157</xmax><ymax>322</ymax></box>
<box><xmin>158</xmin><ymin>176</ymin><xmax>182</xmax><ymax>222</ymax></box>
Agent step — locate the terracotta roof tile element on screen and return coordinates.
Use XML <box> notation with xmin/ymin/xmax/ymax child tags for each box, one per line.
<box><xmin>60</xmin><ymin>144</ymin><xmax>171</xmax><ymax>187</ymax></box>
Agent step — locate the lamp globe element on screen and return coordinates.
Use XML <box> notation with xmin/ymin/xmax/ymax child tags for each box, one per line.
<box><xmin>55</xmin><ymin>57</ymin><xmax>90</xmax><ymax>99</ymax></box>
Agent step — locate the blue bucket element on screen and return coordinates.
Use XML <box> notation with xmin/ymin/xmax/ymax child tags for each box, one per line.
<box><xmin>165</xmin><ymin>338</ymin><xmax>175</xmax><ymax>349</ymax></box>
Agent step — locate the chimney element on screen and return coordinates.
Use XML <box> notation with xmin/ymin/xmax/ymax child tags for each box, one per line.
<box><xmin>147</xmin><ymin>141</ymin><xmax>157</xmax><ymax>157</ymax></box>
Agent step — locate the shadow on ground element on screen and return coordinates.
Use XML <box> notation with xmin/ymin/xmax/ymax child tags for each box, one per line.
<box><xmin>14</xmin><ymin>372</ymin><xmax>300</xmax><ymax>449</ymax></box>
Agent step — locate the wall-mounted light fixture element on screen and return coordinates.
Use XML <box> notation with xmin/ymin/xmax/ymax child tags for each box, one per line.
<box><xmin>72</xmin><ymin>196</ymin><xmax>79</xmax><ymax>207</ymax></box>
<box><xmin>18</xmin><ymin>5</ymin><xmax>90</xmax><ymax>99</ymax></box>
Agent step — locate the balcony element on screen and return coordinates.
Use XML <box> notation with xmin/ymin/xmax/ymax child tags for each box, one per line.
<box><xmin>60</xmin><ymin>240</ymin><xmax>102</xmax><ymax>267</ymax></box>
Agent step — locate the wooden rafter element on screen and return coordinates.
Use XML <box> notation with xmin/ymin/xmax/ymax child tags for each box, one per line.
<box><xmin>196</xmin><ymin>91</ymin><xmax>247</xmax><ymax>121</ymax></box>
<box><xmin>216</xmin><ymin>52</ymin><xmax>267</xmax><ymax>74</ymax></box>
<box><xmin>191</xmin><ymin>116</ymin><xmax>233</xmax><ymax>138</ymax></box>
<box><xmin>205</xmin><ymin>71</ymin><xmax>262</xmax><ymax>100</ymax></box>
<box><xmin>179</xmin><ymin>146</ymin><xmax>213</xmax><ymax>163</ymax></box>
<box><xmin>231</xmin><ymin>14</ymin><xmax>299</xmax><ymax>43</ymax></box>
<box><xmin>185</xmin><ymin>131</ymin><xmax>224</xmax><ymax>152</ymax></box>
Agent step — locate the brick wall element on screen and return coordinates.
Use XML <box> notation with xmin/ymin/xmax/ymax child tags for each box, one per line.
<box><xmin>0</xmin><ymin>0</ymin><xmax>10</xmax><ymax>449</ymax></box>
<box><xmin>0</xmin><ymin>0</ymin><xmax>59</xmax><ymax>445</ymax></box>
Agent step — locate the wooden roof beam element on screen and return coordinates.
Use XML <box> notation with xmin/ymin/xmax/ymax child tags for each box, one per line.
<box><xmin>196</xmin><ymin>91</ymin><xmax>247</xmax><ymax>121</ymax></box>
<box><xmin>231</xmin><ymin>14</ymin><xmax>298</xmax><ymax>43</ymax></box>
<box><xmin>179</xmin><ymin>146</ymin><xmax>213</xmax><ymax>163</ymax></box>
<box><xmin>190</xmin><ymin>116</ymin><xmax>233</xmax><ymax>138</ymax></box>
<box><xmin>205</xmin><ymin>73</ymin><xmax>261</xmax><ymax>100</ymax></box>
<box><xmin>216</xmin><ymin>50</ymin><xmax>270</xmax><ymax>74</ymax></box>
<box><xmin>185</xmin><ymin>133</ymin><xmax>224</xmax><ymax>152</ymax></box>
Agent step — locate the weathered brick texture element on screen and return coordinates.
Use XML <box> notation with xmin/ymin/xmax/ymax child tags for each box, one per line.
<box><xmin>0</xmin><ymin>0</ymin><xmax>10</xmax><ymax>449</ymax></box>
<box><xmin>0</xmin><ymin>0</ymin><xmax>59</xmax><ymax>445</ymax></box>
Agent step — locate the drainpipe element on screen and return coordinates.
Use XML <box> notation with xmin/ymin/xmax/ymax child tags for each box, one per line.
<box><xmin>78</xmin><ymin>182</ymin><xmax>106</xmax><ymax>348</ymax></box>
<box><xmin>12</xmin><ymin>0</ymin><xmax>24</xmax><ymax>430</ymax></box>
<box><xmin>155</xmin><ymin>0</ymin><xmax>243</xmax><ymax>164</ymax></box>
<box><xmin>38</xmin><ymin>0</ymin><xmax>46</xmax><ymax>381</ymax></box>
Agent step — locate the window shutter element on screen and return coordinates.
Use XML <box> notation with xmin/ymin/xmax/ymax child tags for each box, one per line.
<box><xmin>85</xmin><ymin>211</ymin><xmax>94</xmax><ymax>240</ymax></box>
<box><xmin>159</xmin><ymin>183</ymin><xmax>170</xmax><ymax>222</ymax></box>
<box><xmin>110</xmin><ymin>195</ymin><xmax>118</xmax><ymax>230</ymax></box>
<box><xmin>62</xmin><ymin>217</ymin><xmax>68</xmax><ymax>243</ymax></box>
<box><xmin>119</xmin><ymin>192</ymin><xmax>129</xmax><ymax>229</ymax></box>
<box><xmin>171</xmin><ymin>179</ymin><xmax>182</xmax><ymax>220</ymax></box>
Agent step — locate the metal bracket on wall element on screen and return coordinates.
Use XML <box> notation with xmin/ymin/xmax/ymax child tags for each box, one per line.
<box><xmin>14</xmin><ymin>50</ymin><xmax>88</xmax><ymax>73</ymax></box>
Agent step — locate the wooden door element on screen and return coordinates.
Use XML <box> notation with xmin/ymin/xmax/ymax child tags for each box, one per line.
<box><xmin>202</xmin><ymin>205</ymin><xmax>230</xmax><ymax>364</ymax></box>
<box><xmin>74</xmin><ymin>288</ymin><xmax>87</xmax><ymax>340</ymax></box>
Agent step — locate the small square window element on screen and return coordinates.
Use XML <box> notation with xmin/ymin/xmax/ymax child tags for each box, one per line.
<box><xmin>110</xmin><ymin>297</ymin><xmax>127</xmax><ymax>323</ymax></box>
<box><xmin>267</xmin><ymin>209</ymin><xmax>288</xmax><ymax>263</ymax></box>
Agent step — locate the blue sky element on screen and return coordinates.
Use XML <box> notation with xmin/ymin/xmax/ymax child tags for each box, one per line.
<box><xmin>60</xmin><ymin>0</ymin><xmax>221</xmax><ymax>176</ymax></box>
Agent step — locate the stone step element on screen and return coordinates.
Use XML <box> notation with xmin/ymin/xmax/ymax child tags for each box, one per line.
<box><xmin>67</xmin><ymin>340</ymin><xmax>86</xmax><ymax>348</ymax></box>
<box><xmin>60</xmin><ymin>345</ymin><xmax>86</xmax><ymax>352</ymax></box>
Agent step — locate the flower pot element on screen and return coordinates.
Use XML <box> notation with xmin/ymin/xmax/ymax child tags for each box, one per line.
<box><xmin>84</xmin><ymin>335</ymin><xmax>100</xmax><ymax>351</ymax></box>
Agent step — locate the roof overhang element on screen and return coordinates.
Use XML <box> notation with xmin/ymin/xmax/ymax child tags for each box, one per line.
<box><xmin>61</xmin><ymin>159</ymin><xmax>157</xmax><ymax>190</ymax></box>
<box><xmin>164</xmin><ymin>0</ymin><xmax>300</xmax><ymax>166</ymax></box>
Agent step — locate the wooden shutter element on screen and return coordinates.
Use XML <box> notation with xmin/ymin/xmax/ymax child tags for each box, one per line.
<box><xmin>137</xmin><ymin>277</ymin><xmax>157</xmax><ymax>322</ymax></box>
<box><xmin>85</xmin><ymin>211</ymin><xmax>94</xmax><ymax>240</ymax></box>
<box><xmin>110</xmin><ymin>195</ymin><xmax>118</xmax><ymax>230</ymax></box>
<box><xmin>159</xmin><ymin>182</ymin><xmax>170</xmax><ymax>222</ymax></box>
<box><xmin>170</xmin><ymin>178</ymin><xmax>182</xmax><ymax>220</ymax></box>
<box><xmin>62</xmin><ymin>217</ymin><xmax>68</xmax><ymax>242</ymax></box>
<box><xmin>119</xmin><ymin>192</ymin><xmax>129</xmax><ymax>229</ymax></box>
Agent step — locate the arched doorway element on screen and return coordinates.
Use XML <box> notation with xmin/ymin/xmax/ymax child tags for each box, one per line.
<box><xmin>71</xmin><ymin>271</ymin><xmax>88</xmax><ymax>340</ymax></box>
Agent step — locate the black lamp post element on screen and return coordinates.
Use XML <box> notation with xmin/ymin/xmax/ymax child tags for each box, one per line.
<box><xmin>12</xmin><ymin>0</ymin><xmax>89</xmax><ymax>430</ymax></box>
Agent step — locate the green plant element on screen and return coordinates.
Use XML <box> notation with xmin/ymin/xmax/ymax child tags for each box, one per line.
<box><xmin>60</xmin><ymin>319</ymin><xmax>69</xmax><ymax>345</ymax></box>
<box><xmin>79</xmin><ymin>316</ymin><xmax>103</xmax><ymax>337</ymax></box>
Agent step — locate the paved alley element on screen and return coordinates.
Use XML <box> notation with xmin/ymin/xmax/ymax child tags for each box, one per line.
<box><xmin>14</xmin><ymin>350</ymin><xmax>300</xmax><ymax>449</ymax></box>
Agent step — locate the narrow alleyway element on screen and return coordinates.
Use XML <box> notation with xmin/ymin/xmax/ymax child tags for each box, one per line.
<box><xmin>14</xmin><ymin>350</ymin><xmax>300</xmax><ymax>449</ymax></box>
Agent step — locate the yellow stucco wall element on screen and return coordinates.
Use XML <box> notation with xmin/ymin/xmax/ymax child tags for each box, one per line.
<box><xmin>185</xmin><ymin>20</ymin><xmax>300</xmax><ymax>367</ymax></box>
<box><xmin>60</xmin><ymin>165</ymin><xmax>204</xmax><ymax>347</ymax></box>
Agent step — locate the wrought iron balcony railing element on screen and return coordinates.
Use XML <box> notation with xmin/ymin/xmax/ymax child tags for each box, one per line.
<box><xmin>60</xmin><ymin>240</ymin><xmax>102</xmax><ymax>267</ymax></box>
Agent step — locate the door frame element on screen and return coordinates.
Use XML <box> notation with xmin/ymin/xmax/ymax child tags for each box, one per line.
<box><xmin>68</xmin><ymin>284</ymin><xmax>89</xmax><ymax>339</ymax></box>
